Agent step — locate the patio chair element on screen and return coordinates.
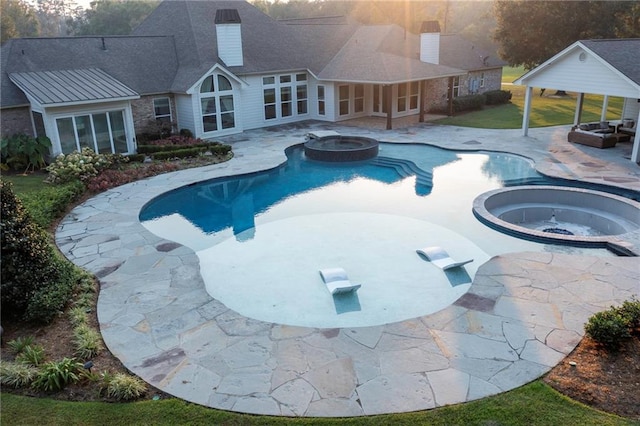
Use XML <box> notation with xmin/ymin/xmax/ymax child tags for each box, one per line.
<box><xmin>416</xmin><ymin>246</ymin><xmax>473</xmax><ymax>270</ymax></box>
<box><xmin>319</xmin><ymin>267</ymin><xmax>361</xmax><ymax>295</ymax></box>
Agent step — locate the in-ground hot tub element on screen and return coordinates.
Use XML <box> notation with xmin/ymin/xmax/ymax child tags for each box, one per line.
<box><xmin>473</xmin><ymin>186</ymin><xmax>640</xmax><ymax>252</ymax></box>
<box><xmin>304</xmin><ymin>135</ymin><xmax>379</xmax><ymax>162</ymax></box>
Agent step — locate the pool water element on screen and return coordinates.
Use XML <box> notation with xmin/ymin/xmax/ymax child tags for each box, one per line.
<box><xmin>139</xmin><ymin>143</ymin><xmax>617</xmax><ymax>328</ymax></box>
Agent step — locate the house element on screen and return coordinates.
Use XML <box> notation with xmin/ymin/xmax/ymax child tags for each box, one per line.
<box><xmin>514</xmin><ymin>38</ymin><xmax>640</xmax><ymax>163</ymax></box>
<box><xmin>1</xmin><ymin>0</ymin><xmax>505</xmax><ymax>157</ymax></box>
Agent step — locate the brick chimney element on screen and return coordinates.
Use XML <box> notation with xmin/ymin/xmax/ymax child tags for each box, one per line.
<box><xmin>215</xmin><ymin>9</ymin><xmax>243</xmax><ymax>67</ymax></box>
<box><xmin>420</xmin><ymin>20</ymin><xmax>440</xmax><ymax>64</ymax></box>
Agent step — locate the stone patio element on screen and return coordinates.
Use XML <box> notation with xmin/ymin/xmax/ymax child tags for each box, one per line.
<box><xmin>56</xmin><ymin>122</ymin><xmax>640</xmax><ymax>417</ymax></box>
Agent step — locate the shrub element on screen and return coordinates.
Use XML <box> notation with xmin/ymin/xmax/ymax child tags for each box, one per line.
<box><xmin>585</xmin><ymin>308</ymin><xmax>631</xmax><ymax>349</ymax></box>
<box><xmin>138</xmin><ymin>143</ymin><xmax>212</xmax><ymax>154</ymax></box>
<box><xmin>152</xmin><ymin>147</ymin><xmax>209</xmax><ymax>160</ymax></box>
<box><xmin>143</xmin><ymin>135</ymin><xmax>208</xmax><ymax>146</ymax></box>
<box><xmin>22</xmin><ymin>260</ymin><xmax>79</xmax><ymax>323</ymax></box>
<box><xmin>69</xmin><ymin>306</ymin><xmax>89</xmax><ymax>327</ymax></box>
<box><xmin>618</xmin><ymin>297</ymin><xmax>640</xmax><ymax>330</ymax></box>
<box><xmin>32</xmin><ymin>358</ymin><xmax>82</xmax><ymax>392</ymax></box>
<box><xmin>18</xmin><ymin>180</ymin><xmax>85</xmax><ymax>228</ymax></box>
<box><xmin>179</xmin><ymin>128</ymin><xmax>193</xmax><ymax>138</ymax></box>
<box><xmin>85</xmin><ymin>162</ymin><xmax>179</xmax><ymax>193</ymax></box>
<box><xmin>453</xmin><ymin>94</ymin><xmax>486</xmax><ymax>112</ymax></box>
<box><xmin>15</xmin><ymin>345</ymin><xmax>46</xmax><ymax>366</ymax></box>
<box><xmin>1</xmin><ymin>134</ymin><xmax>51</xmax><ymax>172</ymax></box>
<box><xmin>7</xmin><ymin>336</ymin><xmax>35</xmax><ymax>353</ymax></box>
<box><xmin>0</xmin><ymin>362</ymin><xmax>39</xmax><ymax>388</ymax></box>
<box><xmin>102</xmin><ymin>372</ymin><xmax>147</xmax><ymax>401</ymax></box>
<box><xmin>136</xmin><ymin>119</ymin><xmax>174</xmax><ymax>143</ymax></box>
<box><xmin>126</xmin><ymin>153</ymin><xmax>146</xmax><ymax>163</ymax></box>
<box><xmin>1</xmin><ymin>181</ymin><xmax>77</xmax><ymax>323</ymax></box>
<box><xmin>45</xmin><ymin>148</ymin><xmax>126</xmax><ymax>184</ymax></box>
<box><xmin>73</xmin><ymin>324</ymin><xmax>104</xmax><ymax>360</ymax></box>
<box><xmin>484</xmin><ymin>90</ymin><xmax>513</xmax><ymax>105</ymax></box>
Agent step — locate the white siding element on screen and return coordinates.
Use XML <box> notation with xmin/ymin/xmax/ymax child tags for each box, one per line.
<box><xmin>521</xmin><ymin>48</ymin><xmax>639</xmax><ymax>97</ymax></box>
<box><xmin>175</xmin><ymin>94</ymin><xmax>196</xmax><ymax>135</ymax></box>
<box><xmin>420</xmin><ymin>33</ymin><xmax>440</xmax><ymax>64</ymax></box>
<box><xmin>216</xmin><ymin>24</ymin><xmax>243</xmax><ymax>67</ymax></box>
<box><xmin>622</xmin><ymin>98</ymin><xmax>640</xmax><ymax>121</ymax></box>
<box><xmin>238</xmin><ymin>75</ymin><xmax>266</xmax><ymax>130</ymax></box>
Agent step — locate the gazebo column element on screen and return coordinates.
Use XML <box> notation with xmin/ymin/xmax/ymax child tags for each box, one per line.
<box><xmin>600</xmin><ymin>95</ymin><xmax>609</xmax><ymax>122</ymax></box>
<box><xmin>632</xmin><ymin>111</ymin><xmax>640</xmax><ymax>163</ymax></box>
<box><xmin>574</xmin><ymin>93</ymin><xmax>585</xmax><ymax>125</ymax></box>
<box><xmin>521</xmin><ymin>86</ymin><xmax>533</xmax><ymax>136</ymax></box>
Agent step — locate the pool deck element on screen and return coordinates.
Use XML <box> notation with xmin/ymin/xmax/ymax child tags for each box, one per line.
<box><xmin>56</xmin><ymin>122</ymin><xmax>640</xmax><ymax>417</ymax></box>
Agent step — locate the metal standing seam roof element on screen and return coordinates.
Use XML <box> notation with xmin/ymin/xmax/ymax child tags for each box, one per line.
<box><xmin>8</xmin><ymin>68</ymin><xmax>139</xmax><ymax>106</ymax></box>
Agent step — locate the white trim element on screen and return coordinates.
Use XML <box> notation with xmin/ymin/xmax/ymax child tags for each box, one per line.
<box><xmin>186</xmin><ymin>63</ymin><xmax>247</xmax><ymax>95</ymax></box>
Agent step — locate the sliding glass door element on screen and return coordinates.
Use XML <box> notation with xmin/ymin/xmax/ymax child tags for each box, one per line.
<box><xmin>55</xmin><ymin>110</ymin><xmax>129</xmax><ymax>155</ymax></box>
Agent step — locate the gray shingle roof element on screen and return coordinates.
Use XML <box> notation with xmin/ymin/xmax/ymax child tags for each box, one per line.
<box><xmin>581</xmin><ymin>39</ymin><xmax>640</xmax><ymax>85</ymax></box>
<box><xmin>1</xmin><ymin>36</ymin><xmax>177</xmax><ymax>108</ymax></box>
<box><xmin>1</xmin><ymin>0</ymin><xmax>508</xmax><ymax>109</ymax></box>
<box><xmin>9</xmin><ymin>68</ymin><xmax>138</xmax><ymax>106</ymax></box>
<box><xmin>317</xmin><ymin>25</ymin><xmax>465</xmax><ymax>83</ymax></box>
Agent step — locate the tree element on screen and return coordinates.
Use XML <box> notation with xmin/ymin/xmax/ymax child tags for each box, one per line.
<box><xmin>69</xmin><ymin>0</ymin><xmax>159</xmax><ymax>35</ymax></box>
<box><xmin>35</xmin><ymin>0</ymin><xmax>83</xmax><ymax>36</ymax></box>
<box><xmin>493</xmin><ymin>1</ymin><xmax>640</xmax><ymax>70</ymax></box>
<box><xmin>1</xmin><ymin>0</ymin><xmax>40</xmax><ymax>43</ymax></box>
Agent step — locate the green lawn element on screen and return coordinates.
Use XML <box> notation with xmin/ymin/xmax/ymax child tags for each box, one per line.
<box><xmin>1</xmin><ymin>381</ymin><xmax>634</xmax><ymax>426</ymax></box>
<box><xmin>435</xmin><ymin>67</ymin><xmax>623</xmax><ymax>128</ymax></box>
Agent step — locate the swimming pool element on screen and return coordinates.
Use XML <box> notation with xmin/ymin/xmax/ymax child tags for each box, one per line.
<box><xmin>139</xmin><ymin>143</ymin><xmax>619</xmax><ymax>328</ymax></box>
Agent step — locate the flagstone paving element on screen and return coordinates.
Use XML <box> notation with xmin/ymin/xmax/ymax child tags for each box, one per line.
<box><xmin>56</xmin><ymin>122</ymin><xmax>639</xmax><ymax>417</ymax></box>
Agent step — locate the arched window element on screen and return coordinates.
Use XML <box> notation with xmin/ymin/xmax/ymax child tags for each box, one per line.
<box><xmin>200</xmin><ymin>74</ymin><xmax>235</xmax><ymax>132</ymax></box>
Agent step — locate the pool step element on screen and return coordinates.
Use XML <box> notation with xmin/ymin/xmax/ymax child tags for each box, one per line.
<box><xmin>372</xmin><ymin>157</ymin><xmax>433</xmax><ymax>189</ymax></box>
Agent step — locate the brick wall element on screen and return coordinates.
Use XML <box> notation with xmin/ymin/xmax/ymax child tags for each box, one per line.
<box><xmin>1</xmin><ymin>107</ymin><xmax>34</xmax><ymax>137</ymax></box>
<box><xmin>130</xmin><ymin>94</ymin><xmax>177</xmax><ymax>135</ymax></box>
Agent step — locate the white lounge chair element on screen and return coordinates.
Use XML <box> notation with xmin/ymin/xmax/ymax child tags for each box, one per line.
<box><xmin>416</xmin><ymin>246</ymin><xmax>473</xmax><ymax>270</ymax></box>
<box><xmin>319</xmin><ymin>267</ymin><xmax>361</xmax><ymax>295</ymax></box>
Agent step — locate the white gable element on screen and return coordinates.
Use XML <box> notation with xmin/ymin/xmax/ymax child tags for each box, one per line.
<box><xmin>515</xmin><ymin>43</ymin><xmax>640</xmax><ymax>98</ymax></box>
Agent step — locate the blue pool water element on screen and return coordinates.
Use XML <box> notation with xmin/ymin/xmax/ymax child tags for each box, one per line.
<box><xmin>139</xmin><ymin>143</ymin><xmax>620</xmax><ymax>327</ymax></box>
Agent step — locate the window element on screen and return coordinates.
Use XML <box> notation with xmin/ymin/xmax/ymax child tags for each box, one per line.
<box><xmin>297</xmin><ymin>85</ymin><xmax>308</xmax><ymax>114</ymax></box>
<box><xmin>281</xmin><ymin>86</ymin><xmax>292</xmax><ymax>117</ymax></box>
<box><xmin>397</xmin><ymin>84</ymin><xmax>407</xmax><ymax>112</ymax></box>
<box><xmin>262</xmin><ymin>72</ymin><xmax>308</xmax><ymax>120</ymax></box>
<box><xmin>317</xmin><ymin>85</ymin><xmax>325</xmax><ymax>116</ymax></box>
<box><xmin>55</xmin><ymin>110</ymin><xmax>128</xmax><ymax>155</ymax></box>
<box><xmin>200</xmin><ymin>73</ymin><xmax>236</xmax><ymax>133</ymax></box>
<box><xmin>264</xmin><ymin>88</ymin><xmax>276</xmax><ymax>120</ymax></box>
<box><xmin>32</xmin><ymin>111</ymin><xmax>46</xmax><ymax>137</ymax></box>
<box><xmin>409</xmin><ymin>82</ymin><xmax>419</xmax><ymax>110</ymax></box>
<box><xmin>339</xmin><ymin>85</ymin><xmax>349</xmax><ymax>116</ymax></box>
<box><xmin>354</xmin><ymin>84</ymin><xmax>364</xmax><ymax>113</ymax></box>
<box><xmin>153</xmin><ymin>98</ymin><xmax>172</xmax><ymax>123</ymax></box>
<box><xmin>480</xmin><ymin>72</ymin><xmax>485</xmax><ymax>88</ymax></box>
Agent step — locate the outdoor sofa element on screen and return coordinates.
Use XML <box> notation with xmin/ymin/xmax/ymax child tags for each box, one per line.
<box><xmin>567</xmin><ymin>121</ymin><xmax>630</xmax><ymax>149</ymax></box>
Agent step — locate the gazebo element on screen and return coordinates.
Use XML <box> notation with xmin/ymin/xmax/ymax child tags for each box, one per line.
<box><xmin>514</xmin><ymin>39</ymin><xmax>640</xmax><ymax>163</ymax></box>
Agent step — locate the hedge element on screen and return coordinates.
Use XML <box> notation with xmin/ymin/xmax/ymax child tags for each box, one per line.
<box><xmin>453</xmin><ymin>94</ymin><xmax>486</xmax><ymax>112</ymax></box>
<box><xmin>1</xmin><ymin>180</ymin><xmax>78</xmax><ymax>323</ymax></box>
<box><xmin>484</xmin><ymin>90</ymin><xmax>513</xmax><ymax>105</ymax></box>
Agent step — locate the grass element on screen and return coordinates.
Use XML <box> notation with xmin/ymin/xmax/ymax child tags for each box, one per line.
<box><xmin>435</xmin><ymin>66</ymin><xmax>624</xmax><ymax>128</ymax></box>
<box><xmin>1</xmin><ymin>71</ymin><xmax>635</xmax><ymax>424</ymax></box>
<box><xmin>1</xmin><ymin>381</ymin><xmax>633</xmax><ymax>425</ymax></box>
